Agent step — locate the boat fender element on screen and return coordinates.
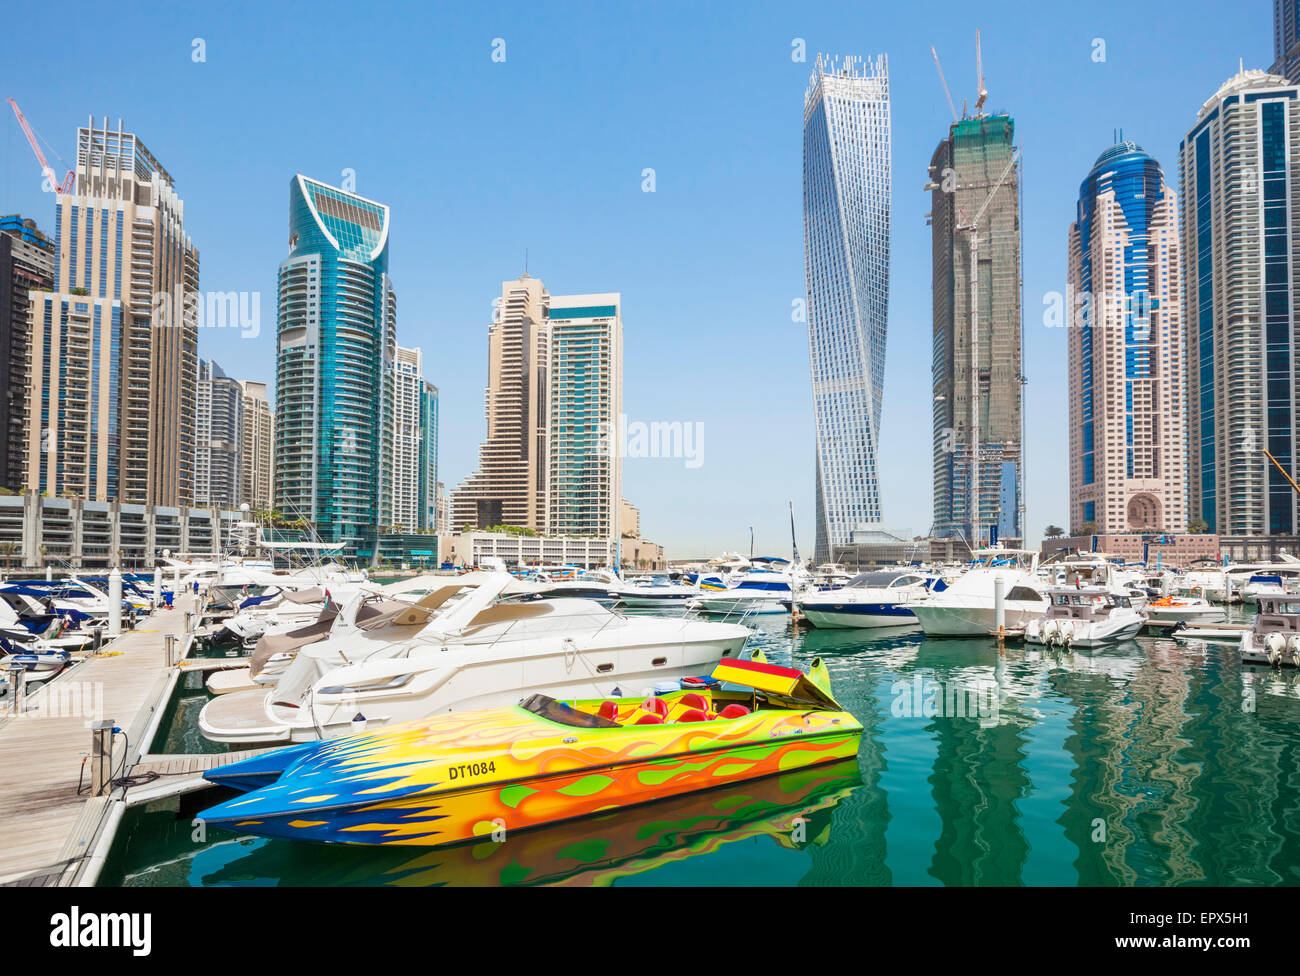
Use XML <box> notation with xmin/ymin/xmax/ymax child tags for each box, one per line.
<box><xmin>351</xmin><ymin>713</ymin><xmax>367</xmax><ymax>733</ymax></box>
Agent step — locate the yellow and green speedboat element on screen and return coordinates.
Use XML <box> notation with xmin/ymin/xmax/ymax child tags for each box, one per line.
<box><xmin>197</xmin><ymin>651</ymin><xmax>862</xmax><ymax>847</ymax></box>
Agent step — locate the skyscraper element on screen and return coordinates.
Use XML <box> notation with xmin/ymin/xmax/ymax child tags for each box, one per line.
<box><xmin>547</xmin><ymin>294</ymin><xmax>622</xmax><ymax>540</ymax></box>
<box><xmin>237</xmin><ymin>379</ymin><xmax>273</xmax><ymax>511</ymax></box>
<box><xmin>0</xmin><ymin>215</ymin><xmax>54</xmax><ymax>493</ymax></box>
<box><xmin>27</xmin><ymin>117</ymin><xmax>199</xmax><ymax>504</ymax></box>
<box><xmin>802</xmin><ymin>53</ymin><xmax>891</xmax><ymax>564</ymax></box>
<box><xmin>1274</xmin><ymin>2</ymin><xmax>1300</xmax><ymax>82</ymax></box>
<box><xmin>451</xmin><ymin>274</ymin><xmax>549</xmax><ymax>531</ymax></box>
<box><xmin>419</xmin><ymin>379</ymin><xmax>438</xmax><ymax>531</ymax></box>
<box><xmin>274</xmin><ymin>175</ymin><xmax>395</xmax><ymax>548</ymax></box>
<box><xmin>1067</xmin><ymin>141</ymin><xmax>1186</xmax><ymax>534</ymax></box>
<box><xmin>928</xmin><ymin>113</ymin><xmax>1023</xmax><ymax>545</ymax></box>
<box><xmin>385</xmin><ymin>345</ymin><xmax>424</xmax><ymax>532</ymax></box>
<box><xmin>1180</xmin><ymin>69</ymin><xmax>1300</xmax><ymax>535</ymax></box>
<box><xmin>195</xmin><ymin>359</ymin><xmax>242</xmax><ymax>508</ymax></box>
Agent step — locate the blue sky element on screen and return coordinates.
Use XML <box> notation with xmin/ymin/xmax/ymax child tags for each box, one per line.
<box><xmin>0</xmin><ymin>0</ymin><xmax>1271</xmax><ymax>557</ymax></box>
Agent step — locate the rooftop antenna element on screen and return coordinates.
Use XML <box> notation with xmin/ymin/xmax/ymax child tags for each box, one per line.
<box><xmin>931</xmin><ymin>46</ymin><xmax>959</xmax><ymax>122</ymax></box>
<box><xmin>974</xmin><ymin>29</ymin><xmax>988</xmax><ymax>117</ymax></box>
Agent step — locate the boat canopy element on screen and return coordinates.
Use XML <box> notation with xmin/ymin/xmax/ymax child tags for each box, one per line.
<box><xmin>711</xmin><ymin>657</ymin><xmax>839</xmax><ymax>709</ymax></box>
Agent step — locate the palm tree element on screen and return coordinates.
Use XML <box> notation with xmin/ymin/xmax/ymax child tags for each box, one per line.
<box><xmin>0</xmin><ymin>541</ymin><xmax>16</xmax><ymax>570</ymax></box>
<box><xmin>1188</xmin><ymin>517</ymin><xmax>1209</xmax><ymax>534</ymax></box>
<box><xmin>1044</xmin><ymin>525</ymin><xmax>1064</xmax><ymax>538</ymax></box>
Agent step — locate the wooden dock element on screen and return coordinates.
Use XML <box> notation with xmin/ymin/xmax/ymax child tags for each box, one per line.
<box><xmin>0</xmin><ymin>595</ymin><xmax>252</xmax><ymax>887</ymax></box>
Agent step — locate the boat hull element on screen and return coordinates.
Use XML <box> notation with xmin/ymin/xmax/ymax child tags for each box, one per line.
<box><xmin>910</xmin><ymin>604</ymin><xmax>1044</xmax><ymax>637</ymax></box>
<box><xmin>799</xmin><ymin>603</ymin><xmax>919</xmax><ymax>630</ymax></box>
<box><xmin>199</xmin><ymin>714</ymin><xmax>860</xmax><ymax>847</ymax></box>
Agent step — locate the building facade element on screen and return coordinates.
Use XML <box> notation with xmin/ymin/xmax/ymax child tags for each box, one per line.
<box><xmin>1274</xmin><ymin>2</ymin><xmax>1300</xmax><ymax>82</ymax></box>
<box><xmin>546</xmin><ymin>294</ymin><xmax>621</xmax><ymax>540</ymax></box>
<box><xmin>27</xmin><ymin>117</ymin><xmax>199</xmax><ymax>505</ymax></box>
<box><xmin>273</xmin><ymin>175</ymin><xmax>396</xmax><ymax>548</ymax></box>
<box><xmin>385</xmin><ymin>345</ymin><xmax>424</xmax><ymax>532</ymax></box>
<box><xmin>451</xmin><ymin>274</ymin><xmax>550</xmax><ymax>532</ymax></box>
<box><xmin>928</xmin><ymin>113</ymin><xmax>1023</xmax><ymax>545</ymax></box>
<box><xmin>1067</xmin><ymin>141</ymin><xmax>1187</xmax><ymax>535</ymax></box>
<box><xmin>419</xmin><ymin>379</ymin><xmax>438</xmax><ymax>531</ymax></box>
<box><xmin>802</xmin><ymin>53</ymin><xmax>892</xmax><ymax>564</ymax></box>
<box><xmin>1180</xmin><ymin>70</ymin><xmax>1300</xmax><ymax>535</ymax></box>
<box><xmin>237</xmin><ymin>379</ymin><xmax>273</xmax><ymax>511</ymax></box>
<box><xmin>195</xmin><ymin>359</ymin><xmax>242</xmax><ymax>508</ymax></box>
<box><xmin>0</xmin><ymin>215</ymin><xmax>54</xmax><ymax>493</ymax></box>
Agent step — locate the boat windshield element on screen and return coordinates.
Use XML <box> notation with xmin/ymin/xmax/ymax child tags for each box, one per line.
<box><xmin>521</xmin><ymin>694</ymin><xmax>621</xmax><ymax>729</ymax></box>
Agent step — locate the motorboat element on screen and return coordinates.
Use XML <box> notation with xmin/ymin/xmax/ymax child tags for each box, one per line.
<box><xmin>196</xmin><ymin>651</ymin><xmax>860</xmax><ymax>847</ymax></box>
<box><xmin>197</xmin><ymin>573</ymin><xmax>753</xmax><ymax>745</ymax></box>
<box><xmin>1142</xmin><ymin>592</ymin><xmax>1226</xmax><ymax>627</ymax></box>
<box><xmin>690</xmin><ymin>558</ymin><xmax>809</xmax><ymax>615</ymax></box>
<box><xmin>909</xmin><ymin>546</ymin><xmax>1049</xmax><ymax>637</ymax></box>
<box><xmin>1240</xmin><ymin>574</ymin><xmax>1295</xmax><ymax>605</ymax></box>
<box><xmin>530</xmin><ymin>568</ymin><xmax>622</xmax><ymax>604</ymax></box>
<box><xmin>611</xmin><ymin>576</ymin><xmax>698</xmax><ymax>608</ymax></box>
<box><xmin>1240</xmin><ymin>595</ymin><xmax>1300</xmax><ymax>666</ymax></box>
<box><xmin>796</xmin><ymin>570</ymin><xmax>944</xmax><ymax>629</ymax></box>
<box><xmin>1024</xmin><ymin>588</ymin><xmax>1145</xmax><ymax>647</ymax></box>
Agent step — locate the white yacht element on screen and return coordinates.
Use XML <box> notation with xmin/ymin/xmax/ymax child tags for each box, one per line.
<box><xmin>690</xmin><ymin>560</ymin><xmax>807</xmax><ymax>616</ymax></box>
<box><xmin>797</xmin><ymin>571</ymin><xmax>943</xmax><ymax>629</ymax></box>
<box><xmin>1240</xmin><ymin>573</ymin><xmax>1295</xmax><ymax>606</ymax></box>
<box><xmin>1143</xmin><ymin>590</ymin><xmax>1227</xmax><ymax>627</ymax></box>
<box><xmin>611</xmin><ymin>576</ymin><xmax>698</xmax><ymax>608</ymax></box>
<box><xmin>909</xmin><ymin>547</ymin><xmax>1049</xmax><ymax>637</ymax></box>
<box><xmin>197</xmin><ymin>574</ymin><xmax>751</xmax><ymax>745</ymax></box>
<box><xmin>1025</xmin><ymin>588</ymin><xmax>1145</xmax><ymax>647</ymax></box>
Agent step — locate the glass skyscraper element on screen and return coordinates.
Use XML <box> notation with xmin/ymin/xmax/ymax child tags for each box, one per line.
<box><xmin>802</xmin><ymin>53</ymin><xmax>891</xmax><ymax>565</ymax></box>
<box><xmin>274</xmin><ymin>175</ymin><xmax>396</xmax><ymax>549</ymax></box>
<box><xmin>1180</xmin><ymin>70</ymin><xmax>1300</xmax><ymax>536</ymax></box>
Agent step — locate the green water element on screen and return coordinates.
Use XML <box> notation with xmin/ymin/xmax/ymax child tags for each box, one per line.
<box><xmin>101</xmin><ymin>610</ymin><xmax>1300</xmax><ymax>886</ymax></box>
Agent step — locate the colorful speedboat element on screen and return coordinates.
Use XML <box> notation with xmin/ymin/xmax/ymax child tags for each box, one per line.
<box><xmin>197</xmin><ymin>652</ymin><xmax>862</xmax><ymax>847</ymax></box>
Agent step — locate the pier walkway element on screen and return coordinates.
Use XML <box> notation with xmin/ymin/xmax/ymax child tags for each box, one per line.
<box><xmin>0</xmin><ymin>595</ymin><xmax>209</xmax><ymax>886</ymax></box>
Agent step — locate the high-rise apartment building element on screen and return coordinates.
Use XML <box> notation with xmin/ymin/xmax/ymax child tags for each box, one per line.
<box><xmin>802</xmin><ymin>53</ymin><xmax>892</xmax><ymax>564</ymax></box>
<box><xmin>26</xmin><ymin>117</ymin><xmax>199</xmax><ymax>504</ymax></box>
<box><xmin>385</xmin><ymin>345</ymin><xmax>424</xmax><ymax>532</ymax></box>
<box><xmin>1274</xmin><ymin>2</ymin><xmax>1300</xmax><ymax>82</ymax></box>
<box><xmin>274</xmin><ymin>175</ymin><xmax>395</xmax><ymax>547</ymax></box>
<box><xmin>451</xmin><ymin>274</ymin><xmax>549</xmax><ymax>531</ymax></box>
<box><xmin>0</xmin><ymin>215</ymin><xmax>54</xmax><ymax>492</ymax></box>
<box><xmin>419</xmin><ymin>379</ymin><xmax>438</xmax><ymax>531</ymax></box>
<box><xmin>928</xmin><ymin>113</ymin><xmax>1023</xmax><ymax>545</ymax></box>
<box><xmin>546</xmin><ymin>295</ymin><xmax>622</xmax><ymax>540</ymax></box>
<box><xmin>195</xmin><ymin>359</ymin><xmax>242</xmax><ymax>508</ymax></box>
<box><xmin>237</xmin><ymin>379</ymin><xmax>273</xmax><ymax>511</ymax></box>
<box><xmin>1180</xmin><ymin>70</ymin><xmax>1300</xmax><ymax>535</ymax></box>
<box><xmin>1067</xmin><ymin>141</ymin><xmax>1186</xmax><ymax>534</ymax></box>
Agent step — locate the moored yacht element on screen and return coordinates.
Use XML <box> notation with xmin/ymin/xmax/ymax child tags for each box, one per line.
<box><xmin>198</xmin><ymin>573</ymin><xmax>751</xmax><ymax>745</ymax></box>
<box><xmin>1025</xmin><ymin>588</ymin><xmax>1145</xmax><ymax>647</ymax></box>
<box><xmin>797</xmin><ymin>570</ymin><xmax>944</xmax><ymax>629</ymax></box>
<box><xmin>611</xmin><ymin>576</ymin><xmax>698</xmax><ymax>608</ymax></box>
<box><xmin>909</xmin><ymin>547</ymin><xmax>1048</xmax><ymax>637</ymax></box>
<box><xmin>1241</xmin><ymin>595</ymin><xmax>1300</xmax><ymax>666</ymax></box>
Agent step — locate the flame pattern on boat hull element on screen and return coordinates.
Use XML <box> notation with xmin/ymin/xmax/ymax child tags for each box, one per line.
<box><xmin>199</xmin><ymin>704</ymin><xmax>862</xmax><ymax>847</ymax></box>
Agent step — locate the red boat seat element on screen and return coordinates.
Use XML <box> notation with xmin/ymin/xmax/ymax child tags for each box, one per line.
<box><xmin>598</xmin><ymin>700</ymin><xmax>619</xmax><ymax>720</ymax></box>
<box><xmin>680</xmin><ymin>693</ymin><xmax>709</xmax><ymax>711</ymax></box>
<box><xmin>677</xmin><ymin>708</ymin><xmax>709</xmax><ymax>723</ymax></box>
<box><xmin>642</xmin><ymin>696</ymin><xmax>670</xmax><ymax>717</ymax></box>
<box><xmin>635</xmin><ymin>713</ymin><xmax>665</xmax><ymax>725</ymax></box>
<box><xmin>718</xmin><ymin>704</ymin><xmax>750</xmax><ymax>719</ymax></box>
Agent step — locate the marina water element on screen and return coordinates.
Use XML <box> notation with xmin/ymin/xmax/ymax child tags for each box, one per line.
<box><xmin>100</xmin><ymin>605</ymin><xmax>1300</xmax><ymax>886</ymax></box>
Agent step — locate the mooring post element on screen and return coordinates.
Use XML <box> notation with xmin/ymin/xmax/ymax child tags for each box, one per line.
<box><xmin>108</xmin><ymin>567</ymin><xmax>122</xmax><ymax>638</ymax></box>
<box><xmin>6</xmin><ymin>663</ymin><xmax>25</xmax><ymax>715</ymax></box>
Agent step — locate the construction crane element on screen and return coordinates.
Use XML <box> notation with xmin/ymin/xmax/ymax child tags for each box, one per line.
<box><xmin>974</xmin><ymin>30</ymin><xmax>988</xmax><ymax>117</ymax></box>
<box><xmin>1265</xmin><ymin>449</ymin><xmax>1300</xmax><ymax>497</ymax></box>
<box><xmin>956</xmin><ymin>146</ymin><xmax>1020</xmax><ymax>546</ymax></box>
<box><xmin>7</xmin><ymin>98</ymin><xmax>74</xmax><ymax>195</ymax></box>
<box><xmin>931</xmin><ymin>46</ymin><xmax>959</xmax><ymax>122</ymax></box>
